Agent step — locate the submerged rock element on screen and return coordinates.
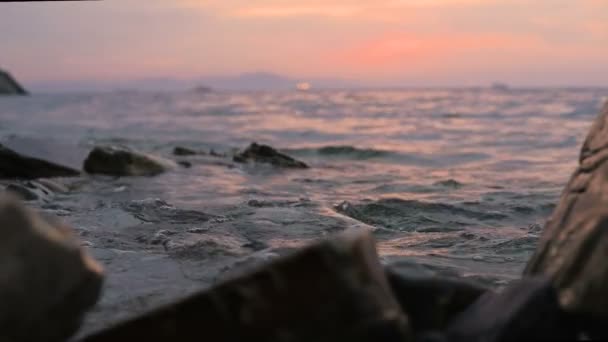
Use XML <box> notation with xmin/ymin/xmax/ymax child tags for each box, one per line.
<box><xmin>524</xmin><ymin>101</ymin><xmax>608</xmax><ymax>318</ymax></box>
<box><xmin>234</xmin><ymin>142</ymin><xmax>309</xmax><ymax>169</ymax></box>
<box><xmin>0</xmin><ymin>143</ymin><xmax>81</xmax><ymax>179</ymax></box>
<box><xmin>385</xmin><ymin>261</ymin><xmax>488</xmax><ymax>334</ymax></box>
<box><xmin>84</xmin><ymin>146</ymin><xmax>176</xmax><ymax>176</ymax></box>
<box><xmin>81</xmin><ymin>231</ymin><xmax>411</xmax><ymax>341</ymax></box>
<box><xmin>0</xmin><ymin>69</ymin><xmax>27</xmax><ymax>95</ymax></box>
<box><xmin>0</xmin><ymin>195</ymin><xmax>104</xmax><ymax>342</ymax></box>
<box><xmin>5</xmin><ymin>180</ymin><xmax>55</xmax><ymax>201</ymax></box>
<box><xmin>172</xmin><ymin>146</ymin><xmax>198</xmax><ymax>156</ymax></box>
<box><xmin>446</xmin><ymin>277</ymin><xmax>575</xmax><ymax>342</ymax></box>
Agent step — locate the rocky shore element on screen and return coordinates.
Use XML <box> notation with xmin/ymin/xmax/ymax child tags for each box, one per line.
<box><xmin>1</xmin><ymin>102</ymin><xmax>608</xmax><ymax>341</ymax></box>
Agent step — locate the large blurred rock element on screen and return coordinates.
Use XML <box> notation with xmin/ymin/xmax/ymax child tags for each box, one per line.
<box><xmin>234</xmin><ymin>142</ymin><xmax>309</xmax><ymax>168</ymax></box>
<box><xmin>0</xmin><ymin>69</ymin><xmax>27</xmax><ymax>95</ymax></box>
<box><xmin>446</xmin><ymin>277</ymin><xmax>575</xmax><ymax>342</ymax></box>
<box><xmin>385</xmin><ymin>260</ymin><xmax>489</xmax><ymax>334</ymax></box>
<box><xmin>0</xmin><ymin>145</ymin><xmax>80</xmax><ymax>179</ymax></box>
<box><xmin>524</xmin><ymin>101</ymin><xmax>608</xmax><ymax>318</ymax></box>
<box><xmin>81</xmin><ymin>230</ymin><xmax>411</xmax><ymax>341</ymax></box>
<box><xmin>84</xmin><ymin>146</ymin><xmax>176</xmax><ymax>176</ymax></box>
<box><xmin>0</xmin><ymin>195</ymin><xmax>104</xmax><ymax>342</ymax></box>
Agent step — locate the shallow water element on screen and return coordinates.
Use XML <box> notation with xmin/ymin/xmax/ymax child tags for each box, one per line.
<box><xmin>1</xmin><ymin>88</ymin><xmax>606</xmax><ymax>335</ymax></box>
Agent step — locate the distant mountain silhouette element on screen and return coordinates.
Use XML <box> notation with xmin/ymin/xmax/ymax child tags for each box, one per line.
<box><xmin>27</xmin><ymin>72</ymin><xmax>360</xmax><ymax>93</ymax></box>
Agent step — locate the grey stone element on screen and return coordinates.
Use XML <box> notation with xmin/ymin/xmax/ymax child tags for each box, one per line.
<box><xmin>524</xmin><ymin>102</ymin><xmax>608</xmax><ymax>318</ymax></box>
<box><xmin>80</xmin><ymin>230</ymin><xmax>411</xmax><ymax>341</ymax></box>
<box><xmin>233</xmin><ymin>142</ymin><xmax>309</xmax><ymax>169</ymax></box>
<box><xmin>84</xmin><ymin>146</ymin><xmax>176</xmax><ymax>176</ymax></box>
<box><xmin>0</xmin><ymin>195</ymin><xmax>104</xmax><ymax>342</ymax></box>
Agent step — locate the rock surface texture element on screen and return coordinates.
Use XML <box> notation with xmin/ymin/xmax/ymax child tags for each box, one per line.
<box><xmin>84</xmin><ymin>146</ymin><xmax>176</xmax><ymax>176</ymax></box>
<box><xmin>0</xmin><ymin>69</ymin><xmax>27</xmax><ymax>95</ymax></box>
<box><xmin>0</xmin><ymin>195</ymin><xmax>104</xmax><ymax>342</ymax></box>
<box><xmin>385</xmin><ymin>261</ymin><xmax>489</xmax><ymax>334</ymax></box>
<box><xmin>524</xmin><ymin>101</ymin><xmax>608</xmax><ymax>319</ymax></box>
<box><xmin>233</xmin><ymin>142</ymin><xmax>309</xmax><ymax>168</ymax></box>
<box><xmin>81</xmin><ymin>230</ymin><xmax>411</xmax><ymax>341</ymax></box>
<box><xmin>446</xmin><ymin>277</ymin><xmax>575</xmax><ymax>342</ymax></box>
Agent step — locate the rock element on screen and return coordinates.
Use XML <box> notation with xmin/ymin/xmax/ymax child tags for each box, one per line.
<box><xmin>0</xmin><ymin>194</ymin><xmax>104</xmax><ymax>342</ymax></box>
<box><xmin>446</xmin><ymin>276</ymin><xmax>576</xmax><ymax>342</ymax></box>
<box><xmin>524</xmin><ymin>101</ymin><xmax>608</xmax><ymax>318</ymax></box>
<box><xmin>233</xmin><ymin>142</ymin><xmax>309</xmax><ymax>168</ymax></box>
<box><xmin>36</xmin><ymin>178</ymin><xmax>70</xmax><ymax>193</ymax></box>
<box><xmin>177</xmin><ymin>160</ymin><xmax>192</xmax><ymax>168</ymax></box>
<box><xmin>84</xmin><ymin>146</ymin><xmax>176</xmax><ymax>176</ymax></box>
<box><xmin>0</xmin><ymin>69</ymin><xmax>27</xmax><ymax>95</ymax></box>
<box><xmin>172</xmin><ymin>146</ymin><xmax>198</xmax><ymax>156</ymax></box>
<box><xmin>5</xmin><ymin>181</ymin><xmax>54</xmax><ymax>201</ymax></box>
<box><xmin>0</xmin><ymin>142</ymin><xmax>81</xmax><ymax>179</ymax></box>
<box><xmin>385</xmin><ymin>261</ymin><xmax>489</xmax><ymax>333</ymax></box>
<box><xmin>81</xmin><ymin>230</ymin><xmax>411</xmax><ymax>341</ymax></box>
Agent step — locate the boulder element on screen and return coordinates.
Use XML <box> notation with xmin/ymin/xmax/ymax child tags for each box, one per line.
<box><xmin>524</xmin><ymin>101</ymin><xmax>608</xmax><ymax>318</ymax></box>
<box><xmin>385</xmin><ymin>261</ymin><xmax>489</xmax><ymax>334</ymax></box>
<box><xmin>233</xmin><ymin>143</ymin><xmax>309</xmax><ymax>168</ymax></box>
<box><xmin>0</xmin><ymin>139</ymin><xmax>81</xmax><ymax>179</ymax></box>
<box><xmin>81</xmin><ymin>230</ymin><xmax>411</xmax><ymax>341</ymax></box>
<box><xmin>446</xmin><ymin>277</ymin><xmax>576</xmax><ymax>342</ymax></box>
<box><xmin>84</xmin><ymin>146</ymin><xmax>176</xmax><ymax>176</ymax></box>
<box><xmin>0</xmin><ymin>194</ymin><xmax>104</xmax><ymax>342</ymax></box>
<box><xmin>0</xmin><ymin>69</ymin><xmax>27</xmax><ymax>95</ymax></box>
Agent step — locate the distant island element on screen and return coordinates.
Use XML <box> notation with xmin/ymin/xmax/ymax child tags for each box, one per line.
<box><xmin>0</xmin><ymin>69</ymin><xmax>28</xmax><ymax>95</ymax></box>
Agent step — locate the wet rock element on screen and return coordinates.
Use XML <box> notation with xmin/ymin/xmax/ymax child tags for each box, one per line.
<box><xmin>173</xmin><ymin>146</ymin><xmax>198</xmax><ymax>156</ymax></box>
<box><xmin>5</xmin><ymin>181</ymin><xmax>53</xmax><ymax>201</ymax></box>
<box><xmin>386</xmin><ymin>261</ymin><xmax>489</xmax><ymax>333</ymax></box>
<box><xmin>0</xmin><ymin>143</ymin><xmax>81</xmax><ymax>179</ymax></box>
<box><xmin>0</xmin><ymin>69</ymin><xmax>27</xmax><ymax>95</ymax></box>
<box><xmin>233</xmin><ymin>142</ymin><xmax>309</xmax><ymax>169</ymax></box>
<box><xmin>84</xmin><ymin>146</ymin><xmax>176</xmax><ymax>176</ymax></box>
<box><xmin>446</xmin><ymin>276</ymin><xmax>576</xmax><ymax>342</ymax></box>
<box><xmin>524</xmin><ymin>101</ymin><xmax>608</xmax><ymax>318</ymax></box>
<box><xmin>36</xmin><ymin>178</ymin><xmax>69</xmax><ymax>193</ymax></box>
<box><xmin>81</xmin><ymin>231</ymin><xmax>411</xmax><ymax>341</ymax></box>
<box><xmin>0</xmin><ymin>194</ymin><xmax>104</xmax><ymax>342</ymax></box>
<box><xmin>177</xmin><ymin>160</ymin><xmax>192</xmax><ymax>168</ymax></box>
<box><xmin>123</xmin><ymin>198</ymin><xmax>216</xmax><ymax>224</ymax></box>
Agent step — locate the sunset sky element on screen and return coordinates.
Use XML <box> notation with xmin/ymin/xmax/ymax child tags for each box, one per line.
<box><xmin>1</xmin><ymin>0</ymin><xmax>607</xmax><ymax>87</ymax></box>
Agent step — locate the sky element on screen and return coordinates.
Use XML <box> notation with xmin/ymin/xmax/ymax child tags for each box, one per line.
<box><xmin>1</xmin><ymin>0</ymin><xmax>607</xmax><ymax>87</ymax></box>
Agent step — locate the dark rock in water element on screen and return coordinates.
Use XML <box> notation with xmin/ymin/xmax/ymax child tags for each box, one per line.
<box><xmin>5</xmin><ymin>181</ymin><xmax>54</xmax><ymax>201</ymax></box>
<box><xmin>177</xmin><ymin>160</ymin><xmax>192</xmax><ymax>168</ymax></box>
<box><xmin>0</xmin><ymin>142</ymin><xmax>81</xmax><ymax>179</ymax></box>
<box><xmin>172</xmin><ymin>146</ymin><xmax>198</xmax><ymax>156</ymax></box>
<box><xmin>81</xmin><ymin>231</ymin><xmax>412</xmax><ymax>341</ymax></box>
<box><xmin>446</xmin><ymin>276</ymin><xmax>576</xmax><ymax>342</ymax></box>
<box><xmin>123</xmin><ymin>198</ymin><xmax>216</xmax><ymax>224</ymax></box>
<box><xmin>234</xmin><ymin>142</ymin><xmax>309</xmax><ymax>169</ymax></box>
<box><xmin>385</xmin><ymin>261</ymin><xmax>488</xmax><ymax>333</ymax></box>
<box><xmin>84</xmin><ymin>146</ymin><xmax>176</xmax><ymax>176</ymax></box>
<box><xmin>0</xmin><ymin>194</ymin><xmax>104</xmax><ymax>342</ymax></box>
<box><xmin>0</xmin><ymin>69</ymin><xmax>27</xmax><ymax>95</ymax></box>
<box><xmin>524</xmin><ymin>101</ymin><xmax>608</xmax><ymax>318</ymax></box>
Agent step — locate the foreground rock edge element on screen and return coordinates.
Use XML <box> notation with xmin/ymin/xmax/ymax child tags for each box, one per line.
<box><xmin>81</xmin><ymin>230</ymin><xmax>411</xmax><ymax>341</ymax></box>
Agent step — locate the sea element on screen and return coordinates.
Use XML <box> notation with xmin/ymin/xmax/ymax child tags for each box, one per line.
<box><xmin>0</xmin><ymin>87</ymin><xmax>607</xmax><ymax>335</ymax></box>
